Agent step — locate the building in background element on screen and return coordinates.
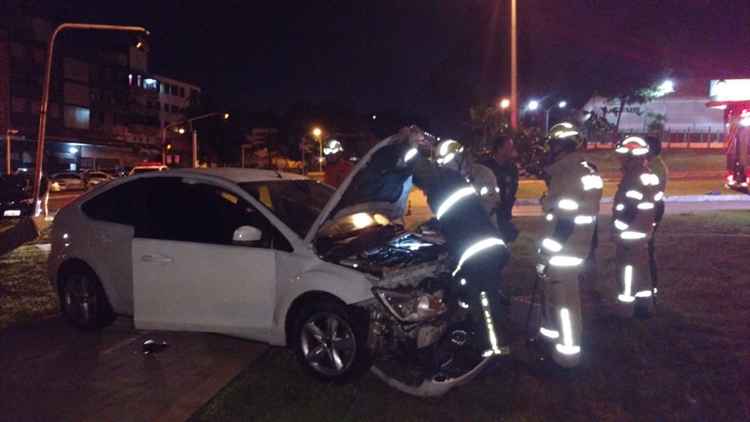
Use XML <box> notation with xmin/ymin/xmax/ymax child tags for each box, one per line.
<box><xmin>0</xmin><ymin>15</ymin><xmax>200</xmax><ymax>173</ymax></box>
<box><xmin>155</xmin><ymin>74</ymin><xmax>200</xmax><ymax>128</ymax></box>
<box><xmin>584</xmin><ymin>79</ymin><xmax>726</xmax><ymax>137</ymax></box>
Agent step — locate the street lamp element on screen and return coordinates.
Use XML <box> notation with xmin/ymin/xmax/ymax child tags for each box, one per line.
<box><xmin>5</xmin><ymin>129</ymin><xmax>18</xmax><ymax>175</ymax></box>
<box><xmin>162</xmin><ymin>111</ymin><xmax>230</xmax><ymax>168</ymax></box>
<box><xmin>558</xmin><ymin>101</ymin><xmax>567</xmax><ymax>109</ymax></box>
<box><xmin>527</xmin><ymin>100</ymin><xmax>540</xmax><ymax>111</ymax></box>
<box><xmin>499</xmin><ymin>98</ymin><xmax>511</xmax><ymax>110</ymax></box>
<box><xmin>31</xmin><ymin>22</ymin><xmax>149</xmax><ymax>212</ymax></box>
<box><xmin>312</xmin><ymin>127</ymin><xmax>323</xmax><ymax>172</ymax></box>
<box><xmin>654</xmin><ymin>79</ymin><xmax>675</xmax><ymax>97</ymax></box>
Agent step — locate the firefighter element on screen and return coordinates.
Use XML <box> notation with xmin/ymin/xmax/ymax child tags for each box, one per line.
<box><xmin>612</xmin><ymin>136</ymin><xmax>661</xmax><ymax>317</ymax></box>
<box><xmin>536</xmin><ymin>122</ymin><xmax>603</xmax><ymax>368</ymax></box>
<box><xmin>645</xmin><ymin>136</ymin><xmax>667</xmax><ymax>299</ymax></box>
<box><xmin>323</xmin><ymin>139</ymin><xmax>353</xmax><ymax>188</ymax></box>
<box><xmin>401</xmin><ymin>130</ymin><xmax>510</xmax><ymax>358</ymax></box>
<box><xmin>434</xmin><ymin>139</ymin><xmax>500</xmax><ymax>224</ymax></box>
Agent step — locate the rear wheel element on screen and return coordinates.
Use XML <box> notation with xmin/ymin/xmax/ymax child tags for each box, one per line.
<box><xmin>290</xmin><ymin>300</ymin><xmax>371</xmax><ymax>383</ymax></box>
<box><xmin>60</xmin><ymin>266</ymin><xmax>114</xmax><ymax>330</ymax></box>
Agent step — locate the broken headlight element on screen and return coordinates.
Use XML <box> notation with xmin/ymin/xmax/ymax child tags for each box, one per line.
<box><xmin>373</xmin><ymin>288</ymin><xmax>447</xmax><ymax>323</ymax></box>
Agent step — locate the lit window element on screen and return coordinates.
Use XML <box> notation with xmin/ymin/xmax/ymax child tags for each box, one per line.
<box><xmin>143</xmin><ymin>78</ymin><xmax>158</xmax><ymax>91</ymax></box>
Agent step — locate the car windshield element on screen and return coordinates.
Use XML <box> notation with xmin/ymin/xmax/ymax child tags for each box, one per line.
<box><xmin>240</xmin><ymin>180</ymin><xmax>334</xmax><ymax>238</ymax></box>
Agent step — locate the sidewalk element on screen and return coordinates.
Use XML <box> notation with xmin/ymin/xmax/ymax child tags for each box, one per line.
<box><xmin>0</xmin><ymin>317</ymin><xmax>268</xmax><ymax>422</ymax></box>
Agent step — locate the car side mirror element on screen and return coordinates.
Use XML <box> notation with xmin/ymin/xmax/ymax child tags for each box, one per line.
<box><xmin>233</xmin><ymin>225</ymin><xmax>262</xmax><ymax>244</ymax></box>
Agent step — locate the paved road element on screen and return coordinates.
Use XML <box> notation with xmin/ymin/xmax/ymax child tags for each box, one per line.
<box><xmin>0</xmin><ymin>316</ymin><xmax>267</xmax><ymax>422</ymax></box>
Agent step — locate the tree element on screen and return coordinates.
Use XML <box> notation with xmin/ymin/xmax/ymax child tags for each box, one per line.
<box><xmin>469</xmin><ymin>104</ymin><xmax>510</xmax><ymax>152</ymax></box>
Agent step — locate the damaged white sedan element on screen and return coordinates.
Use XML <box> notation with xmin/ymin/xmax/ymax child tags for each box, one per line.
<box><xmin>49</xmin><ymin>132</ymin><xmax>497</xmax><ymax>396</ymax></box>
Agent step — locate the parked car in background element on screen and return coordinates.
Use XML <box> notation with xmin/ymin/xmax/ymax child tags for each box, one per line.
<box><xmin>0</xmin><ymin>173</ymin><xmax>35</xmax><ymax>218</ymax></box>
<box><xmin>128</xmin><ymin>163</ymin><xmax>168</xmax><ymax>176</ymax></box>
<box><xmin>50</xmin><ymin>172</ymin><xmax>86</xmax><ymax>192</ymax></box>
<box><xmin>84</xmin><ymin>171</ymin><xmax>114</xmax><ymax>188</ymax></box>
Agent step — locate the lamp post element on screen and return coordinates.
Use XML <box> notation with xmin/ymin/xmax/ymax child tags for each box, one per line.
<box><xmin>32</xmin><ymin>23</ymin><xmax>149</xmax><ymax>212</ymax></box>
<box><xmin>312</xmin><ymin>127</ymin><xmax>323</xmax><ymax>172</ymax></box>
<box><xmin>162</xmin><ymin>112</ymin><xmax>229</xmax><ymax>168</ymax></box>
<box><xmin>5</xmin><ymin>129</ymin><xmax>18</xmax><ymax>175</ymax></box>
<box><xmin>510</xmin><ymin>0</ymin><xmax>518</xmax><ymax>129</ymax></box>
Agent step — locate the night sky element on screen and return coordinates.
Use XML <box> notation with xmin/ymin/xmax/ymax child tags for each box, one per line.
<box><xmin>12</xmin><ymin>0</ymin><xmax>750</xmax><ymax>136</ymax></box>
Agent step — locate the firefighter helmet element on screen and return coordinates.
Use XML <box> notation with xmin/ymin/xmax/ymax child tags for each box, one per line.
<box><xmin>546</xmin><ymin>122</ymin><xmax>584</xmax><ymax>163</ymax></box>
<box><xmin>323</xmin><ymin>139</ymin><xmax>344</xmax><ymax>156</ymax></box>
<box><xmin>615</xmin><ymin>136</ymin><xmax>650</xmax><ymax>157</ymax></box>
<box><xmin>435</xmin><ymin>139</ymin><xmax>465</xmax><ymax>169</ymax></box>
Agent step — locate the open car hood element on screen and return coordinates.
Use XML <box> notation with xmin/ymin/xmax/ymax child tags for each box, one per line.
<box><xmin>305</xmin><ymin>131</ymin><xmax>420</xmax><ymax>243</ymax></box>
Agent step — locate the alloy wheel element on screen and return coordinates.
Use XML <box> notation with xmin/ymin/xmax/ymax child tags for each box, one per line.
<box><xmin>300</xmin><ymin>312</ymin><xmax>357</xmax><ymax>377</ymax></box>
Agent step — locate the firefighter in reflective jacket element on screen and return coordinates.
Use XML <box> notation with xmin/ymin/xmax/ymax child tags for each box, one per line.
<box><xmin>612</xmin><ymin>136</ymin><xmax>661</xmax><ymax>316</ymax></box>
<box><xmin>323</xmin><ymin>139</ymin><xmax>354</xmax><ymax>188</ymax></box>
<box><xmin>403</xmin><ymin>132</ymin><xmax>510</xmax><ymax>358</ymax></box>
<box><xmin>536</xmin><ymin>123</ymin><xmax>603</xmax><ymax>368</ymax></box>
<box><xmin>434</xmin><ymin>139</ymin><xmax>500</xmax><ymax>223</ymax></box>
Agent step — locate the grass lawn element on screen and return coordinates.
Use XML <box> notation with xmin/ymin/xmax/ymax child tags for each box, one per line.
<box><xmin>574</xmin><ymin>149</ymin><xmax>725</xmax><ymax>175</ymax></box>
<box><xmin>193</xmin><ymin>211</ymin><xmax>750</xmax><ymax>422</ymax></box>
<box><xmin>0</xmin><ymin>243</ymin><xmax>58</xmax><ymax>330</ymax></box>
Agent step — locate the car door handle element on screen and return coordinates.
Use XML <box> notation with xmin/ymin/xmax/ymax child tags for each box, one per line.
<box><xmin>141</xmin><ymin>254</ymin><xmax>173</xmax><ymax>264</ymax></box>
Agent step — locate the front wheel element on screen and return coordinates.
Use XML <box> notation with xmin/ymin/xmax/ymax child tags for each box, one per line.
<box><xmin>290</xmin><ymin>300</ymin><xmax>372</xmax><ymax>383</ymax></box>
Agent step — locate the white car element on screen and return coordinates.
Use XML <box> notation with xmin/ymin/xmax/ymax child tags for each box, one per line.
<box><xmin>84</xmin><ymin>171</ymin><xmax>114</xmax><ymax>188</ymax></box>
<box><xmin>128</xmin><ymin>163</ymin><xmax>168</xmax><ymax>176</ymax></box>
<box><xmin>50</xmin><ymin>172</ymin><xmax>86</xmax><ymax>192</ymax></box>
<box><xmin>49</xmin><ymin>135</ymin><xmax>478</xmax><ymax>390</ymax></box>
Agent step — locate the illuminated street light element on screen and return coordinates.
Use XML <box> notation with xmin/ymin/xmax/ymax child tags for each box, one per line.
<box><xmin>655</xmin><ymin>79</ymin><xmax>675</xmax><ymax>97</ymax></box>
<box><xmin>527</xmin><ymin>100</ymin><xmax>540</xmax><ymax>111</ymax></box>
<box><xmin>68</xmin><ymin>146</ymin><xmax>79</xmax><ymax>154</ymax></box>
<box><xmin>499</xmin><ymin>98</ymin><xmax>511</xmax><ymax>110</ymax></box>
<box><xmin>372</xmin><ymin>114</ymin><xmax>377</xmax><ymax>120</ymax></box>
<box><xmin>177</xmin><ymin>127</ymin><xmax>186</xmax><ymax>134</ymax></box>
<box><xmin>558</xmin><ymin>101</ymin><xmax>567</xmax><ymax>109</ymax></box>
<box><xmin>223</xmin><ymin>112</ymin><xmax>230</xmax><ymax>120</ymax></box>
<box><xmin>312</xmin><ymin>127</ymin><xmax>324</xmax><ymax>172</ymax></box>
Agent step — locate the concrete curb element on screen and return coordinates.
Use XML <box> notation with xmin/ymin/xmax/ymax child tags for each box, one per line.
<box><xmin>515</xmin><ymin>194</ymin><xmax>750</xmax><ymax>206</ymax></box>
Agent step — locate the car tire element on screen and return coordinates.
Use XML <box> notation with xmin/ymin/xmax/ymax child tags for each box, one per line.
<box><xmin>290</xmin><ymin>299</ymin><xmax>372</xmax><ymax>383</ymax></box>
<box><xmin>60</xmin><ymin>264</ymin><xmax>115</xmax><ymax>330</ymax></box>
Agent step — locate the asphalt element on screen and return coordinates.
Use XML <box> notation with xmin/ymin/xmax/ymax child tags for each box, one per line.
<box><xmin>0</xmin><ymin>316</ymin><xmax>267</xmax><ymax>422</ymax></box>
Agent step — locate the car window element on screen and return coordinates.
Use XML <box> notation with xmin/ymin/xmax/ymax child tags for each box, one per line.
<box><xmin>240</xmin><ymin>180</ymin><xmax>333</xmax><ymax>237</ymax></box>
<box><xmin>140</xmin><ymin>179</ymin><xmax>292</xmax><ymax>251</ymax></box>
<box><xmin>81</xmin><ymin>179</ymin><xmax>151</xmax><ymax>226</ymax></box>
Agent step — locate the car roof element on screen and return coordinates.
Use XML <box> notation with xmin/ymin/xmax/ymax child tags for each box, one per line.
<box><xmin>142</xmin><ymin>168</ymin><xmax>310</xmax><ymax>183</ymax></box>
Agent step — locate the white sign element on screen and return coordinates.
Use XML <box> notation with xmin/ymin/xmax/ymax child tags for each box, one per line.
<box><xmin>3</xmin><ymin>210</ymin><xmax>21</xmax><ymax>217</ymax></box>
<box><xmin>710</xmin><ymin>79</ymin><xmax>750</xmax><ymax>102</ymax></box>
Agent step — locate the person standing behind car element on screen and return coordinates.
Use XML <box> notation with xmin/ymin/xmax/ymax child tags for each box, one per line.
<box><xmin>480</xmin><ymin>135</ymin><xmax>519</xmax><ymax>242</ymax></box>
